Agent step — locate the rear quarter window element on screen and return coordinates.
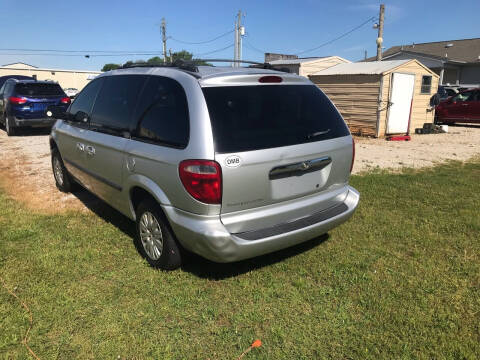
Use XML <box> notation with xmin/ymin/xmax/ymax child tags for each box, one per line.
<box><xmin>133</xmin><ymin>76</ymin><xmax>189</xmax><ymax>148</ymax></box>
<box><xmin>202</xmin><ymin>84</ymin><xmax>350</xmax><ymax>153</ymax></box>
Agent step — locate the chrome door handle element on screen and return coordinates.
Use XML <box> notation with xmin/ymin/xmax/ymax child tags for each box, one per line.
<box><xmin>85</xmin><ymin>145</ymin><xmax>95</xmax><ymax>156</ymax></box>
<box><xmin>126</xmin><ymin>157</ymin><xmax>136</xmax><ymax>172</ymax></box>
<box><xmin>76</xmin><ymin>142</ymin><xmax>85</xmax><ymax>152</ymax></box>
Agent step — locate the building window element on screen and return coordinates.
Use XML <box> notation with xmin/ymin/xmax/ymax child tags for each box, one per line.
<box><xmin>421</xmin><ymin>75</ymin><xmax>432</xmax><ymax>94</ymax></box>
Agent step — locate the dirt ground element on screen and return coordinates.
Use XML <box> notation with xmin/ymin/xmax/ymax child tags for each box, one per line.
<box><xmin>352</xmin><ymin>125</ymin><xmax>480</xmax><ymax>174</ymax></box>
<box><xmin>0</xmin><ymin>125</ymin><xmax>479</xmax><ymax>213</ymax></box>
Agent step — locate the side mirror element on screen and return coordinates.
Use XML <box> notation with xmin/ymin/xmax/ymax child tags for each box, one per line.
<box><xmin>46</xmin><ymin>105</ymin><xmax>67</xmax><ymax>120</ymax></box>
<box><xmin>73</xmin><ymin>111</ymin><xmax>90</xmax><ymax>123</ymax></box>
<box><xmin>430</xmin><ymin>94</ymin><xmax>440</xmax><ymax>107</ymax></box>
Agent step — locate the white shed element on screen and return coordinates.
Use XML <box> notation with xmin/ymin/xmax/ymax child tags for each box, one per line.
<box><xmin>268</xmin><ymin>56</ymin><xmax>351</xmax><ymax>77</ymax></box>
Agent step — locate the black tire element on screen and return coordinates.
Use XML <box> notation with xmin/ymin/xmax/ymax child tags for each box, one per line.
<box><xmin>135</xmin><ymin>198</ymin><xmax>182</xmax><ymax>270</ymax></box>
<box><xmin>51</xmin><ymin>147</ymin><xmax>74</xmax><ymax>192</ymax></box>
<box><xmin>5</xmin><ymin>116</ymin><xmax>16</xmax><ymax>136</ymax></box>
<box><xmin>0</xmin><ymin>113</ymin><xmax>5</xmax><ymax>129</ymax></box>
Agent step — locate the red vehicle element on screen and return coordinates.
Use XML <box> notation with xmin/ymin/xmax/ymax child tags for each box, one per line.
<box><xmin>435</xmin><ymin>88</ymin><xmax>480</xmax><ymax>124</ymax></box>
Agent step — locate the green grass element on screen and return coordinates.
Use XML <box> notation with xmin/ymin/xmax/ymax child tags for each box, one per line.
<box><xmin>1</xmin><ymin>160</ymin><xmax>479</xmax><ymax>359</ymax></box>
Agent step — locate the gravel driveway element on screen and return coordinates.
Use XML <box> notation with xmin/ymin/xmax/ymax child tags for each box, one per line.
<box><xmin>0</xmin><ymin>125</ymin><xmax>479</xmax><ymax>213</ymax></box>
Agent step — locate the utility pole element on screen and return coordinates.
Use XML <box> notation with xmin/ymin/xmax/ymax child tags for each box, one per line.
<box><xmin>234</xmin><ymin>15</ymin><xmax>238</xmax><ymax>66</ymax></box>
<box><xmin>169</xmin><ymin>49</ymin><xmax>173</xmax><ymax>63</ymax></box>
<box><xmin>233</xmin><ymin>10</ymin><xmax>244</xmax><ymax>67</ymax></box>
<box><xmin>364</xmin><ymin>50</ymin><xmax>367</xmax><ymax>61</ymax></box>
<box><xmin>161</xmin><ymin>18</ymin><xmax>167</xmax><ymax>63</ymax></box>
<box><xmin>376</xmin><ymin>4</ymin><xmax>385</xmax><ymax>61</ymax></box>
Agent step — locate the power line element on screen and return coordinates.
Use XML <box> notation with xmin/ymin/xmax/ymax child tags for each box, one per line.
<box><xmin>297</xmin><ymin>16</ymin><xmax>376</xmax><ymax>55</ymax></box>
<box><xmin>170</xmin><ymin>30</ymin><xmax>234</xmax><ymax>45</ymax></box>
<box><xmin>194</xmin><ymin>43</ymin><xmax>234</xmax><ymax>57</ymax></box>
<box><xmin>0</xmin><ymin>16</ymin><xmax>375</xmax><ymax>59</ymax></box>
<box><xmin>0</xmin><ymin>52</ymin><xmax>164</xmax><ymax>57</ymax></box>
<box><xmin>243</xmin><ymin>38</ymin><xmax>266</xmax><ymax>54</ymax></box>
<box><xmin>0</xmin><ymin>48</ymin><xmax>163</xmax><ymax>53</ymax></box>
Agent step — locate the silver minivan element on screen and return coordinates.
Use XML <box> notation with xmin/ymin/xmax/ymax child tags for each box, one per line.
<box><xmin>49</xmin><ymin>62</ymin><xmax>359</xmax><ymax>270</ymax></box>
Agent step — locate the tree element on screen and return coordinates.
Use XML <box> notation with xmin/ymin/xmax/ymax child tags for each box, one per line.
<box><xmin>101</xmin><ymin>63</ymin><xmax>121</xmax><ymax>72</ymax></box>
<box><xmin>101</xmin><ymin>50</ymin><xmax>209</xmax><ymax>71</ymax></box>
<box><xmin>147</xmin><ymin>56</ymin><xmax>163</xmax><ymax>65</ymax></box>
<box><xmin>171</xmin><ymin>50</ymin><xmax>193</xmax><ymax>62</ymax></box>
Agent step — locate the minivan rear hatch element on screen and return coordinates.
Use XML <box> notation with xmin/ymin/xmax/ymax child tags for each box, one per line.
<box><xmin>202</xmin><ymin>77</ymin><xmax>353</xmax><ymax>230</ymax></box>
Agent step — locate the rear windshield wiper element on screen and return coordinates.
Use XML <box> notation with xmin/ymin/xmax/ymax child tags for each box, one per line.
<box><xmin>306</xmin><ymin>129</ymin><xmax>331</xmax><ymax>139</ymax></box>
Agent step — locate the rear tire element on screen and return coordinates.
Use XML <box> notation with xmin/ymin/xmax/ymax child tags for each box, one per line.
<box><xmin>51</xmin><ymin>148</ymin><xmax>74</xmax><ymax>192</ymax></box>
<box><xmin>135</xmin><ymin>199</ymin><xmax>182</xmax><ymax>270</ymax></box>
<box><xmin>5</xmin><ymin>116</ymin><xmax>16</xmax><ymax>136</ymax></box>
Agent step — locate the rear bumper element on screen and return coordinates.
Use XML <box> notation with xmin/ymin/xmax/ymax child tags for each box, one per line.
<box><xmin>13</xmin><ymin>117</ymin><xmax>56</xmax><ymax>128</ymax></box>
<box><xmin>164</xmin><ymin>185</ymin><xmax>360</xmax><ymax>263</ymax></box>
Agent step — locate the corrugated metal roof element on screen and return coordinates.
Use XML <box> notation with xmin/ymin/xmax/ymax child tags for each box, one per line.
<box><xmin>312</xmin><ymin>60</ymin><xmax>410</xmax><ymax>75</ymax></box>
<box><xmin>269</xmin><ymin>57</ymin><xmax>327</xmax><ymax>65</ymax></box>
<box><xmin>365</xmin><ymin>38</ymin><xmax>480</xmax><ymax>63</ymax></box>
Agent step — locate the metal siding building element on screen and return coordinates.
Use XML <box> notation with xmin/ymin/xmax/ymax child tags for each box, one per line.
<box><xmin>0</xmin><ymin>63</ymin><xmax>101</xmax><ymax>91</ymax></box>
<box><xmin>309</xmin><ymin>59</ymin><xmax>439</xmax><ymax>137</ymax></box>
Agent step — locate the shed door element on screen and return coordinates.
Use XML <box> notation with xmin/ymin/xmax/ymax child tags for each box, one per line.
<box><xmin>386</xmin><ymin>73</ymin><xmax>415</xmax><ymax>134</ymax></box>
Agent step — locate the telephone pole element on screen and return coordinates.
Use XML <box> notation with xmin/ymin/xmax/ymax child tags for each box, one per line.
<box><xmin>376</xmin><ymin>4</ymin><xmax>385</xmax><ymax>61</ymax></box>
<box><xmin>233</xmin><ymin>10</ymin><xmax>244</xmax><ymax>67</ymax></box>
<box><xmin>161</xmin><ymin>18</ymin><xmax>167</xmax><ymax>63</ymax></box>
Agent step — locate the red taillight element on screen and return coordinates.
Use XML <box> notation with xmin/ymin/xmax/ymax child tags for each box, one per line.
<box><xmin>9</xmin><ymin>96</ymin><xmax>27</xmax><ymax>105</ymax></box>
<box><xmin>350</xmin><ymin>137</ymin><xmax>355</xmax><ymax>173</ymax></box>
<box><xmin>60</xmin><ymin>97</ymin><xmax>71</xmax><ymax>104</ymax></box>
<box><xmin>179</xmin><ymin>160</ymin><xmax>222</xmax><ymax>204</ymax></box>
<box><xmin>258</xmin><ymin>75</ymin><xmax>283</xmax><ymax>83</ymax></box>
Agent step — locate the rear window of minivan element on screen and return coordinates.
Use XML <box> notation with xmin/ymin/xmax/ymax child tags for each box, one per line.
<box><xmin>15</xmin><ymin>83</ymin><xmax>64</xmax><ymax>96</ymax></box>
<box><xmin>202</xmin><ymin>85</ymin><xmax>350</xmax><ymax>153</ymax></box>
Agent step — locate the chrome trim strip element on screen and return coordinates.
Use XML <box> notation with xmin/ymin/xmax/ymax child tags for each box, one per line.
<box><xmin>269</xmin><ymin>156</ymin><xmax>332</xmax><ymax>180</ymax></box>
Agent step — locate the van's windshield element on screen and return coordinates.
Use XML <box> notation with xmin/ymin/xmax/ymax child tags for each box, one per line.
<box><xmin>202</xmin><ymin>85</ymin><xmax>350</xmax><ymax>153</ymax></box>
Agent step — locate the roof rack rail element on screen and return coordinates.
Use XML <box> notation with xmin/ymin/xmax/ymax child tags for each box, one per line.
<box><xmin>119</xmin><ymin>58</ymin><xmax>289</xmax><ymax>74</ymax></box>
<box><xmin>120</xmin><ymin>59</ymin><xmax>199</xmax><ymax>72</ymax></box>
<box><xmin>194</xmin><ymin>59</ymin><xmax>290</xmax><ymax>73</ymax></box>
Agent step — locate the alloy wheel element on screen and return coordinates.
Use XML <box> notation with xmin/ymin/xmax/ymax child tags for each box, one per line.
<box><xmin>139</xmin><ymin>211</ymin><xmax>164</xmax><ymax>260</ymax></box>
<box><xmin>53</xmin><ymin>156</ymin><xmax>64</xmax><ymax>186</ymax></box>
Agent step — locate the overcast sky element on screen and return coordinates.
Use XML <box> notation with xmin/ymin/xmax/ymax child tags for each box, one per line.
<box><xmin>0</xmin><ymin>0</ymin><xmax>478</xmax><ymax>71</ymax></box>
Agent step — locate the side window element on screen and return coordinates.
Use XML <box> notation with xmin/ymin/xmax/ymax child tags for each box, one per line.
<box><xmin>90</xmin><ymin>75</ymin><xmax>146</xmax><ymax>134</ymax></box>
<box><xmin>0</xmin><ymin>83</ymin><xmax>5</xmax><ymax>95</ymax></box>
<box><xmin>68</xmin><ymin>78</ymin><xmax>104</xmax><ymax>122</ymax></box>
<box><xmin>453</xmin><ymin>91</ymin><xmax>473</xmax><ymax>102</ymax></box>
<box><xmin>133</xmin><ymin>76</ymin><xmax>189</xmax><ymax>148</ymax></box>
<box><xmin>5</xmin><ymin>82</ymin><xmax>13</xmax><ymax>95</ymax></box>
<box><xmin>421</xmin><ymin>75</ymin><xmax>432</xmax><ymax>94</ymax></box>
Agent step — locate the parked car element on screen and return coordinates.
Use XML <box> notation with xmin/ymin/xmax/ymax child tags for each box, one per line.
<box><xmin>437</xmin><ymin>85</ymin><xmax>459</xmax><ymax>100</ymax></box>
<box><xmin>49</xmin><ymin>63</ymin><xmax>359</xmax><ymax>270</ymax></box>
<box><xmin>0</xmin><ymin>79</ymin><xmax>71</xmax><ymax>136</ymax></box>
<box><xmin>435</xmin><ymin>88</ymin><xmax>480</xmax><ymax>124</ymax></box>
<box><xmin>0</xmin><ymin>75</ymin><xmax>35</xmax><ymax>89</ymax></box>
<box><xmin>64</xmin><ymin>87</ymin><xmax>79</xmax><ymax>98</ymax></box>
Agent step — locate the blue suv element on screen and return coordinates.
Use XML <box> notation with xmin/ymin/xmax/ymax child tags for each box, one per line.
<box><xmin>0</xmin><ymin>79</ymin><xmax>70</xmax><ymax>136</ymax></box>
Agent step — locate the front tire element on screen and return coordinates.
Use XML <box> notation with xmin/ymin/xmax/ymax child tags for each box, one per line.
<box><xmin>135</xmin><ymin>199</ymin><xmax>182</xmax><ymax>270</ymax></box>
<box><xmin>51</xmin><ymin>148</ymin><xmax>74</xmax><ymax>192</ymax></box>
